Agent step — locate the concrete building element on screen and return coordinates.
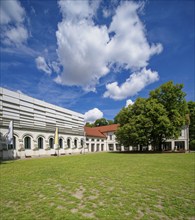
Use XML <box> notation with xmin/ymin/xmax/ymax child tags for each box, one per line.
<box><xmin>0</xmin><ymin>88</ymin><xmax>86</xmax><ymax>160</ymax></box>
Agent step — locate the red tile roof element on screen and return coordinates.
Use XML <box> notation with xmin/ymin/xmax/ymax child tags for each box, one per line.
<box><xmin>84</xmin><ymin>124</ymin><xmax>119</xmax><ymax>138</ymax></box>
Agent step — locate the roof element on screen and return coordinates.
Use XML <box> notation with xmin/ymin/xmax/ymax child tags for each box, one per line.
<box><xmin>84</xmin><ymin>124</ymin><xmax>119</xmax><ymax>138</ymax></box>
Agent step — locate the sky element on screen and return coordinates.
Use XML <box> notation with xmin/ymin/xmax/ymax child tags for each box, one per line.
<box><xmin>0</xmin><ymin>0</ymin><xmax>194</xmax><ymax>122</ymax></box>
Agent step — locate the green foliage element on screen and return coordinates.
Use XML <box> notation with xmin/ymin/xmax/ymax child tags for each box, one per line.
<box><xmin>149</xmin><ymin>81</ymin><xmax>188</xmax><ymax>136</ymax></box>
<box><xmin>94</xmin><ymin>118</ymin><xmax>108</xmax><ymax>127</ymax></box>
<box><xmin>85</xmin><ymin>122</ymin><xmax>94</xmax><ymax>127</ymax></box>
<box><xmin>85</xmin><ymin>118</ymin><xmax>114</xmax><ymax>127</ymax></box>
<box><xmin>0</xmin><ymin>153</ymin><xmax>194</xmax><ymax>219</ymax></box>
<box><xmin>188</xmin><ymin>101</ymin><xmax>195</xmax><ymax>142</ymax></box>
<box><xmin>107</xmin><ymin>119</ymin><xmax>114</xmax><ymax>125</ymax></box>
<box><xmin>189</xmin><ymin>140</ymin><xmax>195</xmax><ymax>151</ymax></box>
<box><xmin>115</xmin><ymin>81</ymin><xmax>188</xmax><ymax>150</ymax></box>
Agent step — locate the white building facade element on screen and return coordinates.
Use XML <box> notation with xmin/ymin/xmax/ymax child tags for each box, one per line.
<box><xmin>0</xmin><ymin>88</ymin><xmax>86</xmax><ymax>160</ymax></box>
<box><xmin>85</xmin><ymin>125</ymin><xmax>189</xmax><ymax>153</ymax></box>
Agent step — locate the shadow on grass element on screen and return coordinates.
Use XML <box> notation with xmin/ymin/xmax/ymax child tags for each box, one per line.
<box><xmin>108</xmin><ymin>150</ymin><xmax>187</xmax><ymax>155</ymax></box>
<box><xmin>0</xmin><ymin>160</ymin><xmax>15</xmax><ymax>165</ymax></box>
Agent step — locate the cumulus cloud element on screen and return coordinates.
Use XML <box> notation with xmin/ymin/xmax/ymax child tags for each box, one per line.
<box><xmin>103</xmin><ymin>68</ymin><xmax>159</xmax><ymax>100</ymax></box>
<box><xmin>107</xmin><ymin>2</ymin><xmax>163</xmax><ymax>69</ymax></box>
<box><xmin>0</xmin><ymin>0</ymin><xmax>28</xmax><ymax>46</ymax></box>
<box><xmin>126</xmin><ymin>99</ymin><xmax>134</xmax><ymax>107</ymax></box>
<box><xmin>84</xmin><ymin>108</ymin><xmax>103</xmax><ymax>123</ymax></box>
<box><xmin>55</xmin><ymin>0</ymin><xmax>162</xmax><ymax>93</ymax></box>
<box><xmin>35</xmin><ymin>56</ymin><xmax>52</xmax><ymax>75</ymax></box>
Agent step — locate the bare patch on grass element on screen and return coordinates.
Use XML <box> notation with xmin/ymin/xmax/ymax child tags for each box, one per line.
<box><xmin>71</xmin><ymin>208</ymin><xmax>78</xmax><ymax>213</ymax></box>
<box><xmin>82</xmin><ymin>212</ymin><xmax>95</xmax><ymax>218</ymax></box>
<box><xmin>57</xmin><ymin>205</ymin><xmax>65</xmax><ymax>210</ymax></box>
<box><xmin>72</xmin><ymin>186</ymin><xmax>85</xmax><ymax>200</ymax></box>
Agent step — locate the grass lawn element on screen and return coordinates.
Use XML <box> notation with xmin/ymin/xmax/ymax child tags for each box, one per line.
<box><xmin>0</xmin><ymin>153</ymin><xmax>194</xmax><ymax>220</ymax></box>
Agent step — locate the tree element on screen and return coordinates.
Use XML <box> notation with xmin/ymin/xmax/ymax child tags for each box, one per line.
<box><xmin>188</xmin><ymin>101</ymin><xmax>195</xmax><ymax>150</ymax></box>
<box><xmin>115</xmin><ymin>98</ymin><xmax>172</xmax><ymax>150</ymax></box>
<box><xmin>94</xmin><ymin>118</ymin><xmax>108</xmax><ymax>127</ymax></box>
<box><xmin>115</xmin><ymin>81</ymin><xmax>188</xmax><ymax>151</ymax></box>
<box><xmin>149</xmin><ymin>81</ymin><xmax>188</xmax><ymax>138</ymax></box>
<box><xmin>85</xmin><ymin>122</ymin><xmax>94</xmax><ymax>127</ymax></box>
<box><xmin>107</xmin><ymin>120</ymin><xmax>114</xmax><ymax>125</ymax></box>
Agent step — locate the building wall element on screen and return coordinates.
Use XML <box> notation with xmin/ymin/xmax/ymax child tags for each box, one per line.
<box><xmin>0</xmin><ymin>87</ymin><xmax>84</xmax><ymax>135</ymax></box>
<box><xmin>0</xmin><ymin>88</ymin><xmax>86</xmax><ymax>159</ymax></box>
<box><xmin>85</xmin><ymin>137</ymin><xmax>106</xmax><ymax>152</ymax></box>
<box><xmin>85</xmin><ymin>126</ymin><xmax>189</xmax><ymax>152</ymax></box>
<box><xmin>0</xmin><ymin>127</ymin><xmax>87</xmax><ymax>159</ymax></box>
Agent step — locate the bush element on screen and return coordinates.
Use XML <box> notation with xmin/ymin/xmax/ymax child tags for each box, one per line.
<box><xmin>189</xmin><ymin>140</ymin><xmax>195</xmax><ymax>151</ymax></box>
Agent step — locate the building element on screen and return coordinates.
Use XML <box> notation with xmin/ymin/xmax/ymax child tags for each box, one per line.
<box><xmin>0</xmin><ymin>87</ymin><xmax>189</xmax><ymax>160</ymax></box>
<box><xmin>84</xmin><ymin>124</ymin><xmax>189</xmax><ymax>152</ymax></box>
<box><xmin>84</xmin><ymin>124</ymin><xmax>121</xmax><ymax>152</ymax></box>
<box><xmin>0</xmin><ymin>88</ymin><xmax>85</xmax><ymax>160</ymax></box>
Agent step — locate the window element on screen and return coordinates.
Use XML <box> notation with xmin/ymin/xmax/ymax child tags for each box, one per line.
<box><xmin>91</xmin><ymin>139</ymin><xmax>94</xmax><ymax>141</ymax></box>
<box><xmin>116</xmin><ymin>144</ymin><xmax>121</xmax><ymax>151</ymax></box>
<box><xmin>162</xmin><ymin>142</ymin><xmax>171</xmax><ymax>151</ymax></box>
<box><xmin>24</xmin><ymin>136</ymin><xmax>31</xmax><ymax>149</ymax></box>
<box><xmin>67</xmin><ymin>138</ymin><xmax>71</xmax><ymax>148</ymax></box>
<box><xmin>175</xmin><ymin>141</ymin><xmax>185</xmax><ymax>151</ymax></box>
<box><xmin>101</xmin><ymin>144</ymin><xmax>104</xmax><ymax>151</ymax></box>
<box><xmin>91</xmin><ymin>144</ymin><xmax>95</xmax><ymax>152</ymax></box>
<box><xmin>74</xmin><ymin>139</ymin><xmax>78</xmax><ymax>148</ymax></box>
<box><xmin>109</xmin><ymin>135</ymin><xmax>112</xmax><ymax>140</ymax></box>
<box><xmin>59</xmin><ymin>138</ymin><xmax>63</xmax><ymax>148</ymax></box>
<box><xmin>96</xmin><ymin>144</ymin><xmax>99</xmax><ymax>151</ymax></box>
<box><xmin>86</xmin><ymin>138</ymin><xmax>89</xmax><ymax>141</ymax></box>
<box><xmin>81</xmin><ymin>139</ymin><xmax>84</xmax><ymax>148</ymax></box>
<box><xmin>38</xmin><ymin>137</ymin><xmax>43</xmax><ymax>149</ymax></box>
<box><xmin>108</xmin><ymin>144</ymin><xmax>114</xmax><ymax>151</ymax></box>
<box><xmin>49</xmin><ymin>138</ymin><xmax>54</xmax><ymax>149</ymax></box>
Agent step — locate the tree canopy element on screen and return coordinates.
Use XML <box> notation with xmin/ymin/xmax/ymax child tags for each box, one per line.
<box><xmin>188</xmin><ymin>101</ymin><xmax>195</xmax><ymax>150</ymax></box>
<box><xmin>115</xmin><ymin>81</ymin><xmax>188</xmax><ymax>151</ymax></box>
<box><xmin>85</xmin><ymin>118</ymin><xmax>114</xmax><ymax>127</ymax></box>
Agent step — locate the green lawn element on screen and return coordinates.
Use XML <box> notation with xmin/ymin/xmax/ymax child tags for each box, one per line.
<box><xmin>0</xmin><ymin>153</ymin><xmax>194</xmax><ymax>220</ymax></box>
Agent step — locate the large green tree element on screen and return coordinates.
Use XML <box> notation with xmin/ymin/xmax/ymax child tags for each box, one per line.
<box><xmin>149</xmin><ymin>81</ymin><xmax>188</xmax><ymax>138</ymax></box>
<box><xmin>115</xmin><ymin>98</ymin><xmax>172</xmax><ymax>150</ymax></box>
<box><xmin>188</xmin><ymin>101</ymin><xmax>195</xmax><ymax>150</ymax></box>
<box><xmin>115</xmin><ymin>81</ymin><xmax>188</xmax><ymax>151</ymax></box>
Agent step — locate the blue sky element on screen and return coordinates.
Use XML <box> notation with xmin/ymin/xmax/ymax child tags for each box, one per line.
<box><xmin>0</xmin><ymin>0</ymin><xmax>194</xmax><ymax>122</ymax></box>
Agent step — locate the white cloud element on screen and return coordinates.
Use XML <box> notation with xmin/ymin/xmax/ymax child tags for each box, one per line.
<box><xmin>2</xmin><ymin>26</ymin><xmax>28</xmax><ymax>46</ymax></box>
<box><xmin>35</xmin><ymin>56</ymin><xmax>52</xmax><ymax>75</ymax></box>
<box><xmin>0</xmin><ymin>0</ymin><xmax>25</xmax><ymax>25</ymax></box>
<box><xmin>103</xmin><ymin>68</ymin><xmax>159</xmax><ymax>100</ymax></box>
<box><xmin>0</xmin><ymin>0</ymin><xmax>28</xmax><ymax>46</ymax></box>
<box><xmin>58</xmin><ymin>0</ymin><xmax>100</xmax><ymax>21</ymax></box>
<box><xmin>84</xmin><ymin>108</ymin><xmax>103</xmax><ymax>123</ymax></box>
<box><xmin>55</xmin><ymin>0</ymin><xmax>162</xmax><ymax>94</ymax></box>
<box><xmin>51</xmin><ymin>61</ymin><xmax>61</xmax><ymax>73</ymax></box>
<box><xmin>126</xmin><ymin>99</ymin><xmax>134</xmax><ymax>107</ymax></box>
<box><xmin>107</xmin><ymin>1</ymin><xmax>163</xmax><ymax>69</ymax></box>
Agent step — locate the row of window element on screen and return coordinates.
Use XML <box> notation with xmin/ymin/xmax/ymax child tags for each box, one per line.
<box><xmin>8</xmin><ymin>136</ymin><xmax>84</xmax><ymax>150</ymax></box>
<box><xmin>86</xmin><ymin>138</ymin><xmax>105</xmax><ymax>142</ymax></box>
